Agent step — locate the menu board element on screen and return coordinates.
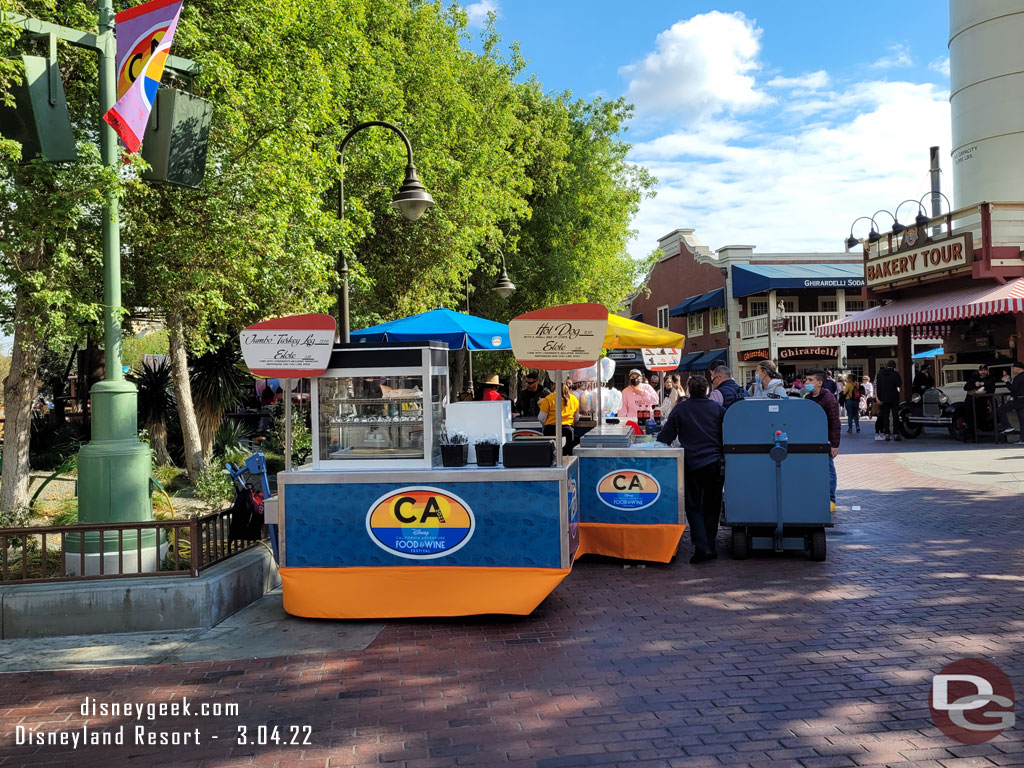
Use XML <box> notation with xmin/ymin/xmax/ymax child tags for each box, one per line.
<box><xmin>240</xmin><ymin>313</ymin><xmax>336</xmax><ymax>377</ymax></box>
<box><xmin>509</xmin><ymin>303</ymin><xmax>608</xmax><ymax>371</ymax></box>
<box><xmin>642</xmin><ymin>348</ymin><xmax>681</xmax><ymax>371</ymax></box>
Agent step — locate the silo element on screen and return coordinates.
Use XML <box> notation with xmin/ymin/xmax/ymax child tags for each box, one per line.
<box><xmin>949</xmin><ymin>0</ymin><xmax>1024</xmax><ymax>207</ymax></box>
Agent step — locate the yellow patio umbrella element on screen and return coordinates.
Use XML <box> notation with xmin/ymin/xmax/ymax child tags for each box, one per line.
<box><xmin>604</xmin><ymin>314</ymin><xmax>685</xmax><ymax>349</ymax></box>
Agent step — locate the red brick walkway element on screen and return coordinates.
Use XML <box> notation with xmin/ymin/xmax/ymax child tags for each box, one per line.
<box><xmin>2</xmin><ymin>445</ymin><xmax>1023</xmax><ymax>768</ymax></box>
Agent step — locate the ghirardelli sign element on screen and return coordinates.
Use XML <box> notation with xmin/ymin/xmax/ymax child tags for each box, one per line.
<box><xmin>240</xmin><ymin>313</ymin><xmax>336</xmax><ymax>377</ymax></box>
<box><xmin>866</xmin><ymin>233</ymin><xmax>973</xmax><ymax>290</ymax></box>
<box><xmin>509</xmin><ymin>303</ymin><xmax>608</xmax><ymax>370</ymax></box>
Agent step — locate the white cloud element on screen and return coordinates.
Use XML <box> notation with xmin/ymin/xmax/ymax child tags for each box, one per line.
<box><xmin>872</xmin><ymin>43</ymin><xmax>914</xmax><ymax>69</ymax></box>
<box><xmin>766</xmin><ymin>71</ymin><xmax>830</xmax><ymax>90</ymax></box>
<box><xmin>463</xmin><ymin>0</ymin><xmax>498</xmax><ymax>28</ymax></box>
<box><xmin>620</xmin><ymin>11</ymin><xmax>770</xmax><ymax>123</ymax></box>
<box><xmin>930</xmin><ymin>57</ymin><xmax>951</xmax><ymax>77</ymax></box>
<box><xmin>627</xmin><ymin>79</ymin><xmax>952</xmax><ymax>256</ymax></box>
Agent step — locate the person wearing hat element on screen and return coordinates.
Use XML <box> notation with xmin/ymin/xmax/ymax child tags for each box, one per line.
<box><xmin>912</xmin><ymin>362</ymin><xmax>935</xmax><ymax>396</ymax></box>
<box><xmin>479</xmin><ymin>374</ymin><xmax>505</xmax><ymax>402</ymax></box>
<box><xmin>514</xmin><ymin>371</ymin><xmax>551</xmax><ymax>417</ymax></box>
<box><xmin>619</xmin><ymin>369</ymin><xmax>659</xmax><ymax>425</ymax></box>
<box><xmin>997</xmin><ymin>361</ymin><xmax>1024</xmax><ymax>443</ymax></box>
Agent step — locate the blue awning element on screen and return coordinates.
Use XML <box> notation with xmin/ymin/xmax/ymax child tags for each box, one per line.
<box><xmin>731</xmin><ymin>264</ymin><xmax>865</xmax><ymax>297</ymax></box>
<box><xmin>912</xmin><ymin>347</ymin><xmax>944</xmax><ymax>359</ymax></box>
<box><xmin>689</xmin><ymin>288</ymin><xmax>725</xmax><ymax>312</ymax></box>
<box><xmin>669</xmin><ymin>294</ymin><xmax>702</xmax><ymax>317</ymax></box>
<box><xmin>689</xmin><ymin>348</ymin><xmax>728</xmax><ymax>371</ymax></box>
<box><xmin>630</xmin><ymin>313</ymin><xmax>643</xmax><ymax>321</ymax></box>
<box><xmin>674</xmin><ymin>351</ymin><xmax>704</xmax><ymax>371</ymax></box>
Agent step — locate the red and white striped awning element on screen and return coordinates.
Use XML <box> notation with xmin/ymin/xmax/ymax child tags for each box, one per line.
<box><xmin>817</xmin><ymin>278</ymin><xmax>1024</xmax><ymax>338</ymax></box>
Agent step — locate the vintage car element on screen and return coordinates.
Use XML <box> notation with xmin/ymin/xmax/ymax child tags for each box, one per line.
<box><xmin>899</xmin><ymin>363</ymin><xmax>1013</xmax><ymax>441</ymax></box>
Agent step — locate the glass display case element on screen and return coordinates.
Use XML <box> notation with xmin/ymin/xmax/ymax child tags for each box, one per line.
<box><xmin>311</xmin><ymin>342</ymin><xmax>449</xmax><ymax>469</ymax></box>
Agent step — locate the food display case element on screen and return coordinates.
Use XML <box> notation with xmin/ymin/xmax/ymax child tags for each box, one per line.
<box><xmin>311</xmin><ymin>342</ymin><xmax>448</xmax><ymax>469</ymax></box>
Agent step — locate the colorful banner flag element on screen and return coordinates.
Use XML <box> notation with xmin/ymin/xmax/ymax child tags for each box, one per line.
<box><xmin>102</xmin><ymin>0</ymin><xmax>184</xmax><ymax>153</ymax></box>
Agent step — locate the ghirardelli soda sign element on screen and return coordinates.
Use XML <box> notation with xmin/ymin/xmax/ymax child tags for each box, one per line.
<box><xmin>509</xmin><ymin>303</ymin><xmax>608</xmax><ymax>370</ymax></box>
<box><xmin>240</xmin><ymin>313</ymin><xmax>336</xmax><ymax>377</ymax></box>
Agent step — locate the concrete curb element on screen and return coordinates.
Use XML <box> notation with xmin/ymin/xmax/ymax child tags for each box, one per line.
<box><xmin>0</xmin><ymin>547</ymin><xmax>280</xmax><ymax>639</ymax></box>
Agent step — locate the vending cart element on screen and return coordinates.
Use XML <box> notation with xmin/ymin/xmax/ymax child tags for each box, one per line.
<box><xmin>270</xmin><ymin>341</ymin><xmax>580</xmax><ymax>619</ymax></box>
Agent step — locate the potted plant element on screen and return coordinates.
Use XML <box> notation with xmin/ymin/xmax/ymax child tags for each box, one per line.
<box><xmin>439</xmin><ymin>427</ymin><xmax>469</xmax><ymax>467</ymax></box>
<box><xmin>474</xmin><ymin>435</ymin><xmax>500</xmax><ymax>467</ymax></box>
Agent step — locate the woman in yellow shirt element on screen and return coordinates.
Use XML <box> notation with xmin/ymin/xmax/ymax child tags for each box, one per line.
<box><xmin>537</xmin><ymin>379</ymin><xmax>580</xmax><ymax>455</ymax></box>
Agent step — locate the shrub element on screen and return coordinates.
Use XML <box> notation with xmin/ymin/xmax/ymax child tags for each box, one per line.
<box><xmin>194</xmin><ymin>463</ymin><xmax>233</xmax><ymax>507</ymax></box>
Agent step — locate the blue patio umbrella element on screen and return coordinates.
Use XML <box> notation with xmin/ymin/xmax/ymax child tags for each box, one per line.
<box><xmin>912</xmin><ymin>347</ymin><xmax>944</xmax><ymax>359</ymax></box>
<box><xmin>350</xmin><ymin>307</ymin><xmax>511</xmax><ymax>351</ymax></box>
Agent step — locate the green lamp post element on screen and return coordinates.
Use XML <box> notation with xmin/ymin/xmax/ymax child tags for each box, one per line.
<box><xmin>9</xmin><ymin>2</ymin><xmax>199</xmax><ymax>572</ymax></box>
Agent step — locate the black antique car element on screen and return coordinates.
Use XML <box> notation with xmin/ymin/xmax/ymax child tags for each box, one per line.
<box><xmin>897</xmin><ymin>387</ymin><xmax>965</xmax><ymax>440</ymax></box>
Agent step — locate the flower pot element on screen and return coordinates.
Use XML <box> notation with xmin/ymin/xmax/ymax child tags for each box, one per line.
<box><xmin>475</xmin><ymin>442</ymin><xmax>500</xmax><ymax>467</ymax></box>
<box><xmin>440</xmin><ymin>443</ymin><xmax>468</xmax><ymax>467</ymax></box>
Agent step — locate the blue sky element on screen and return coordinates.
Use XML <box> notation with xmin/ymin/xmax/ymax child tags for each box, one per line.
<box><xmin>463</xmin><ymin>1</ymin><xmax>954</xmax><ymax>257</ymax></box>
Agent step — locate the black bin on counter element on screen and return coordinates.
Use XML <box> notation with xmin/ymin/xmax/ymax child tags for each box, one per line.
<box><xmin>502</xmin><ymin>439</ymin><xmax>555</xmax><ymax>468</ymax></box>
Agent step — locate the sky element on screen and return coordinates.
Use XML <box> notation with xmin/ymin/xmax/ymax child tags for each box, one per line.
<box><xmin>462</xmin><ymin>0</ymin><xmax>953</xmax><ymax>258</ymax></box>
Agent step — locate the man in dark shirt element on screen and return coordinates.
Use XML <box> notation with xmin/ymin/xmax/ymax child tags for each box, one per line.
<box><xmin>822</xmin><ymin>370</ymin><xmax>838</xmax><ymax>395</ymax></box>
<box><xmin>963</xmin><ymin>364</ymin><xmax>997</xmax><ymax>438</ymax></box>
<box><xmin>514</xmin><ymin>373</ymin><xmax>550</xmax><ymax>418</ymax></box>
<box><xmin>912</xmin><ymin>363</ymin><xmax>935</xmax><ymax>396</ymax></box>
<box><xmin>657</xmin><ymin>375</ymin><xmax>725</xmax><ymax>564</ymax></box>
<box><xmin>875</xmin><ymin>361</ymin><xmax>902</xmax><ymax>441</ymax></box>
<box><xmin>804</xmin><ymin>369</ymin><xmax>841</xmax><ymax>511</ymax></box>
<box><xmin>997</xmin><ymin>361</ymin><xmax>1024</xmax><ymax>444</ymax></box>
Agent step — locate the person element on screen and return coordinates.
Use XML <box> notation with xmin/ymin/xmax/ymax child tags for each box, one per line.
<box><xmin>841</xmin><ymin>375</ymin><xmax>861</xmax><ymax>434</ymax></box>
<box><xmin>457</xmin><ymin>387</ymin><xmax>474</xmax><ymax>402</ymax></box>
<box><xmin>619</xmin><ymin>368</ymin><xmax>659</xmax><ymax>426</ymax></box>
<box><xmin>514</xmin><ymin>372</ymin><xmax>550</xmax><ymax>418</ymax></box>
<box><xmin>861</xmin><ymin>375</ymin><xmax>875</xmax><ymax>415</ymax></box>
<box><xmin>822</xmin><ymin>370</ymin><xmax>838</xmax><ymax>395</ymax></box>
<box><xmin>997</xmin><ymin>361</ymin><xmax>1024</xmax><ymax>444</ymax></box>
<box><xmin>912</xmin><ymin>363</ymin><xmax>935</xmax><ymax>396</ymax></box>
<box><xmin>749</xmin><ymin>361</ymin><xmax>786</xmax><ymax>398</ymax></box>
<box><xmin>875</xmin><ymin>361</ymin><xmax>902</xmax><ymax>441</ymax></box>
<box><xmin>789</xmin><ymin>380</ymin><xmax>806</xmax><ymax>398</ymax></box>
<box><xmin>538</xmin><ymin>378</ymin><xmax>580</xmax><ymax>455</ymax></box>
<box><xmin>804</xmin><ymin>370</ymin><xmax>841</xmax><ymax>511</ymax></box>
<box><xmin>656</xmin><ymin>375</ymin><xmax>725</xmax><ymax>563</ymax></box>
<box><xmin>479</xmin><ymin>374</ymin><xmax>505</xmax><ymax>401</ymax></box>
<box><xmin>963</xmin><ymin>363</ymin><xmax>997</xmax><ymax>437</ymax></box>
<box><xmin>259</xmin><ymin>381</ymin><xmax>276</xmax><ymax>408</ymax></box>
<box><xmin>709</xmin><ymin>366</ymin><xmax>746</xmax><ymax>409</ymax></box>
<box><xmin>661</xmin><ymin>373</ymin><xmax>684</xmax><ymax>413</ymax></box>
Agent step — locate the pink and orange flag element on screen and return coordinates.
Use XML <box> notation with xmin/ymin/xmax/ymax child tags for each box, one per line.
<box><xmin>102</xmin><ymin>0</ymin><xmax>184</xmax><ymax>153</ymax></box>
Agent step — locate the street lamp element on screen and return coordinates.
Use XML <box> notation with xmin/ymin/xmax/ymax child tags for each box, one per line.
<box><xmin>918</xmin><ymin>190</ymin><xmax>952</xmax><ymax>230</ymax></box>
<box><xmin>492</xmin><ymin>248</ymin><xmax>516</xmax><ymax>299</ymax></box>
<box><xmin>337</xmin><ymin>120</ymin><xmax>434</xmax><ymax>342</ymax></box>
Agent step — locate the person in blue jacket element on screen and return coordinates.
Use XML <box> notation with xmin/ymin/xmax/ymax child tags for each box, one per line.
<box><xmin>656</xmin><ymin>375</ymin><xmax>725</xmax><ymax>564</ymax></box>
<box><xmin>709</xmin><ymin>365</ymin><xmax>746</xmax><ymax>409</ymax></box>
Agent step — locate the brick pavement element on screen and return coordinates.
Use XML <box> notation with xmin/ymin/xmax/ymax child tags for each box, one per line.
<box><xmin>1</xmin><ymin>437</ymin><xmax>1022</xmax><ymax>768</ymax></box>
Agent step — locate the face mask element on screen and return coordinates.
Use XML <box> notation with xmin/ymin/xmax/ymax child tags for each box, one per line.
<box><xmin>630</xmin><ymin>378</ymin><xmax>640</xmax><ymax>386</ymax></box>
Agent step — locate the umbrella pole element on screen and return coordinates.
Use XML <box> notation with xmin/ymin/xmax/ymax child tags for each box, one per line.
<box><xmin>468</xmin><ymin>347</ymin><xmax>474</xmax><ymax>396</ymax></box>
<box><xmin>555</xmin><ymin>371</ymin><xmax>564</xmax><ymax>468</ymax></box>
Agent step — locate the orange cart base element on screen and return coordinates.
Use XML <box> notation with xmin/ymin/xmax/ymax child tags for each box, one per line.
<box><xmin>280</xmin><ymin>565</ymin><xmax>572</xmax><ymax>619</ymax></box>
<box><xmin>576</xmin><ymin>522</ymin><xmax>686</xmax><ymax>563</ymax></box>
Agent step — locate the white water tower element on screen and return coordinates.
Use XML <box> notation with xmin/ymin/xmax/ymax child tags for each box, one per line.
<box><xmin>949</xmin><ymin>0</ymin><xmax>1024</xmax><ymax>207</ymax></box>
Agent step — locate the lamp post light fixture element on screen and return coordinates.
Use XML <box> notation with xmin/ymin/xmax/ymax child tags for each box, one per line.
<box><xmin>892</xmin><ymin>198</ymin><xmax>928</xmax><ymax>236</ymax></box>
<box><xmin>918</xmin><ymin>190</ymin><xmax>952</xmax><ymax>231</ymax></box>
<box><xmin>492</xmin><ymin>249</ymin><xmax>516</xmax><ymax>298</ymax></box>
<box><xmin>868</xmin><ymin>210</ymin><xmax>897</xmax><ymax>243</ymax></box>
<box><xmin>337</xmin><ymin>120</ymin><xmax>434</xmax><ymax>342</ymax></box>
<box><xmin>846</xmin><ymin>216</ymin><xmax>876</xmax><ymax>250</ymax></box>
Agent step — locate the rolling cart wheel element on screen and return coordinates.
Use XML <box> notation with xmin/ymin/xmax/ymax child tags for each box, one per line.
<box><xmin>731</xmin><ymin>528</ymin><xmax>749</xmax><ymax>560</ymax></box>
<box><xmin>809</xmin><ymin>529</ymin><xmax>827</xmax><ymax>562</ymax></box>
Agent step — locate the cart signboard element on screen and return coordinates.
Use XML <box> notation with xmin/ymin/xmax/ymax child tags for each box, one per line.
<box><xmin>509</xmin><ymin>303</ymin><xmax>608</xmax><ymax>370</ymax></box>
<box><xmin>641</xmin><ymin>348</ymin><xmax>681</xmax><ymax>371</ymax></box>
<box><xmin>240</xmin><ymin>313</ymin><xmax>336</xmax><ymax>377</ymax></box>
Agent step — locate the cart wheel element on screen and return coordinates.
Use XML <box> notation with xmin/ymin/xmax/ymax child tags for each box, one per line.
<box><xmin>809</xmin><ymin>530</ymin><xmax>827</xmax><ymax>561</ymax></box>
<box><xmin>731</xmin><ymin>528</ymin><xmax>749</xmax><ymax>560</ymax></box>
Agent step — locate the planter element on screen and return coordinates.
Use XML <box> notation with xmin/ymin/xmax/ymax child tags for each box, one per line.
<box><xmin>440</xmin><ymin>444</ymin><xmax>468</xmax><ymax>467</ymax></box>
<box><xmin>475</xmin><ymin>443</ymin><xmax>500</xmax><ymax>467</ymax></box>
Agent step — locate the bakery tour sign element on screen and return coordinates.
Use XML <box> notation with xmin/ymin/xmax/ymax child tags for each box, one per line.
<box><xmin>866</xmin><ymin>233</ymin><xmax>973</xmax><ymax>290</ymax></box>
